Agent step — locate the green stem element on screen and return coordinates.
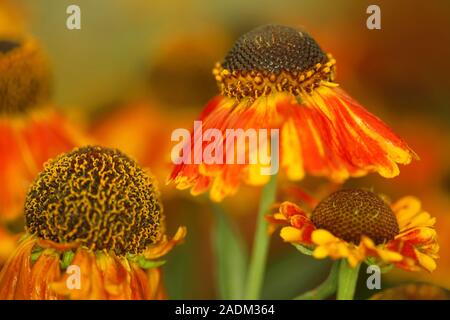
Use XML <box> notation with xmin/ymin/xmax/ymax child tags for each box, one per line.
<box><xmin>244</xmin><ymin>174</ymin><xmax>277</xmax><ymax>300</ymax></box>
<box><xmin>293</xmin><ymin>261</ymin><xmax>340</xmax><ymax>300</ymax></box>
<box><xmin>337</xmin><ymin>259</ymin><xmax>361</xmax><ymax>300</ymax></box>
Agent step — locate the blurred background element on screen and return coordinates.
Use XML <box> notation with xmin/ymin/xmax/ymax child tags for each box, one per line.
<box><xmin>4</xmin><ymin>0</ymin><xmax>450</xmax><ymax>298</ymax></box>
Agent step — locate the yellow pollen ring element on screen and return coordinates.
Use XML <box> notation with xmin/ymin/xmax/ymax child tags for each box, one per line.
<box><xmin>213</xmin><ymin>54</ymin><xmax>336</xmax><ymax>100</ymax></box>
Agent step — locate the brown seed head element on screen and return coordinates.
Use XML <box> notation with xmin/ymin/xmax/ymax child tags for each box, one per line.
<box><xmin>311</xmin><ymin>189</ymin><xmax>399</xmax><ymax>245</ymax></box>
<box><xmin>25</xmin><ymin>146</ymin><xmax>164</xmax><ymax>256</ymax></box>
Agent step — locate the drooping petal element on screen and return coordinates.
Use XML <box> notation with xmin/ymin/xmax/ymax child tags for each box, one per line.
<box><xmin>144</xmin><ymin>226</ymin><xmax>187</xmax><ymax>260</ymax></box>
<box><xmin>0</xmin><ymin>236</ymin><xmax>35</xmax><ymax>299</ymax></box>
<box><xmin>392</xmin><ymin>196</ymin><xmax>436</xmax><ymax>231</ymax></box>
<box><xmin>298</xmin><ymin>85</ymin><xmax>417</xmax><ymax>180</ymax></box>
<box><xmin>170</xmin><ymin>83</ymin><xmax>417</xmax><ymax>201</ymax></box>
<box><xmin>0</xmin><ymin>225</ymin><xmax>18</xmax><ymax>265</ymax></box>
<box><xmin>28</xmin><ymin>252</ymin><xmax>62</xmax><ymax>299</ymax></box>
<box><xmin>51</xmin><ymin>248</ymin><xmax>107</xmax><ymax>299</ymax></box>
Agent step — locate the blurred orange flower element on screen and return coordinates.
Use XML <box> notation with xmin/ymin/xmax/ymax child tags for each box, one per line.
<box><xmin>170</xmin><ymin>25</ymin><xmax>416</xmax><ymax>202</ymax></box>
<box><xmin>268</xmin><ymin>189</ymin><xmax>438</xmax><ymax>272</ymax></box>
<box><xmin>0</xmin><ymin>35</ymin><xmax>87</xmax><ymax>222</ymax></box>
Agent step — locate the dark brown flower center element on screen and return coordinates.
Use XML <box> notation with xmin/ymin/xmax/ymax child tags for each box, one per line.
<box><xmin>215</xmin><ymin>25</ymin><xmax>335</xmax><ymax>100</ymax></box>
<box><xmin>311</xmin><ymin>189</ymin><xmax>399</xmax><ymax>245</ymax></box>
<box><xmin>25</xmin><ymin>146</ymin><xmax>164</xmax><ymax>256</ymax></box>
<box><xmin>0</xmin><ymin>40</ymin><xmax>20</xmax><ymax>53</ymax></box>
<box><xmin>222</xmin><ymin>24</ymin><xmax>327</xmax><ymax>74</ymax></box>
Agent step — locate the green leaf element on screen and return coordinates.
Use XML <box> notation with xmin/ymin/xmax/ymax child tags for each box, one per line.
<box><xmin>60</xmin><ymin>250</ymin><xmax>75</xmax><ymax>269</ymax></box>
<box><xmin>292</xmin><ymin>243</ymin><xmax>314</xmax><ymax>256</ymax></box>
<box><xmin>213</xmin><ymin>204</ymin><xmax>248</xmax><ymax>300</ymax></box>
<box><xmin>136</xmin><ymin>256</ymin><xmax>166</xmax><ymax>269</ymax></box>
<box><xmin>30</xmin><ymin>247</ymin><xmax>44</xmax><ymax>264</ymax></box>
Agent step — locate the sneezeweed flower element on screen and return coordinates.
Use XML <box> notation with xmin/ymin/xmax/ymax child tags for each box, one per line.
<box><xmin>0</xmin><ymin>146</ymin><xmax>186</xmax><ymax>299</ymax></box>
<box><xmin>369</xmin><ymin>283</ymin><xmax>450</xmax><ymax>300</ymax></box>
<box><xmin>170</xmin><ymin>24</ymin><xmax>417</xmax><ymax>202</ymax></box>
<box><xmin>0</xmin><ymin>35</ymin><xmax>86</xmax><ymax>221</ymax></box>
<box><xmin>268</xmin><ymin>189</ymin><xmax>439</xmax><ymax>273</ymax></box>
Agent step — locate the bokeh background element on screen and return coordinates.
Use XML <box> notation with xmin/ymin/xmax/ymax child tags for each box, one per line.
<box><xmin>5</xmin><ymin>0</ymin><xmax>450</xmax><ymax>298</ymax></box>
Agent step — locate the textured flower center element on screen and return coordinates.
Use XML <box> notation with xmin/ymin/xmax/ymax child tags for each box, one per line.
<box><xmin>0</xmin><ymin>40</ymin><xmax>20</xmax><ymax>53</ymax></box>
<box><xmin>311</xmin><ymin>189</ymin><xmax>399</xmax><ymax>245</ymax></box>
<box><xmin>0</xmin><ymin>37</ymin><xmax>51</xmax><ymax>114</ymax></box>
<box><xmin>214</xmin><ymin>24</ymin><xmax>336</xmax><ymax>100</ymax></box>
<box><xmin>25</xmin><ymin>146</ymin><xmax>164</xmax><ymax>256</ymax></box>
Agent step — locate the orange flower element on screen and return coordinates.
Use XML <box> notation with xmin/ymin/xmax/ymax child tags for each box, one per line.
<box><xmin>268</xmin><ymin>189</ymin><xmax>438</xmax><ymax>272</ymax></box>
<box><xmin>0</xmin><ymin>146</ymin><xmax>186</xmax><ymax>299</ymax></box>
<box><xmin>0</xmin><ymin>35</ymin><xmax>86</xmax><ymax>221</ymax></box>
<box><xmin>169</xmin><ymin>25</ymin><xmax>416</xmax><ymax>202</ymax></box>
<box><xmin>384</xmin><ymin>191</ymin><xmax>450</xmax><ymax>288</ymax></box>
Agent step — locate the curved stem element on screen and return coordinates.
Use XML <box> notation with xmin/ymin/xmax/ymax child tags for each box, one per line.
<box><xmin>293</xmin><ymin>261</ymin><xmax>339</xmax><ymax>300</ymax></box>
<box><xmin>244</xmin><ymin>175</ymin><xmax>277</xmax><ymax>300</ymax></box>
<box><xmin>337</xmin><ymin>260</ymin><xmax>361</xmax><ymax>300</ymax></box>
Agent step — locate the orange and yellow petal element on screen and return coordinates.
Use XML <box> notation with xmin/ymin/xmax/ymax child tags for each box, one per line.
<box><xmin>311</xmin><ymin>229</ymin><xmax>364</xmax><ymax>267</ymax></box>
<box><xmin>0</xmin><ymin>225</ymin><xmax>18</xmax><ymax>265</ymax></box>
<box><xmin>360</xmin><ymin>236</ymin><xmax>403</xmax><ymax>264</ymax></box>
<box><xmin>290</xmin><ymin>85</ymin><xmax>417</xmax><ymax>180</ymax></box>
<box><xmin>0</xmin><ymin>236</ymin><xmax>62</xmax><ymax>299</ymax></box>
<box><xmin>51</xmin><ymin>248</ymin><xmax>109</xmax><ymax>299</ymax></box>
<box><xmin>386</xmin><ymin>227</ymin><xmax>439</xmax><ymax>272</ymax></box>
<box><xmin>0</xmin><ymin>234</ymin><xmax>174</xmax><ymax>300</ymax></box>
<box><xmin>271</xmin><ymin>201</ymin><xmax>315</xmax><ymax>244</ymax></box>
<box><xmin>144</xmin><ymin>226</ymin><xmax>187</xmax><ymax>260</ymax></box>
<box><xmin>130</xmin><ymin>264</ymin><xmax>166</xmax><ymax>300</ymax></box>
<box><xmin>51</xmin><ymin>248</ymin><xmax>169</xmax><ymax>300</ymax></box>
<box><xmin>51</xmin><ymin>249</ymin><xmax>166</xmax><ymax>300</ymax></box>
<box><xmin>0</xmin><ymin>109</ymin><xmax>87</xmax><ymax>221</ymax></box>
<box><xmin>170</xmin><ymin>83</ymin><xmax>416</xmax><ymax>201</ymax></box>
<box><xmin>392</xmin><ymin>196</ymin><xmax>436</xmax><ymax>231</ymax></box>
<box><xmin>384</xmin><ymin>196</ymin><xmax>439</xmax><ymax>272</ymax></box>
